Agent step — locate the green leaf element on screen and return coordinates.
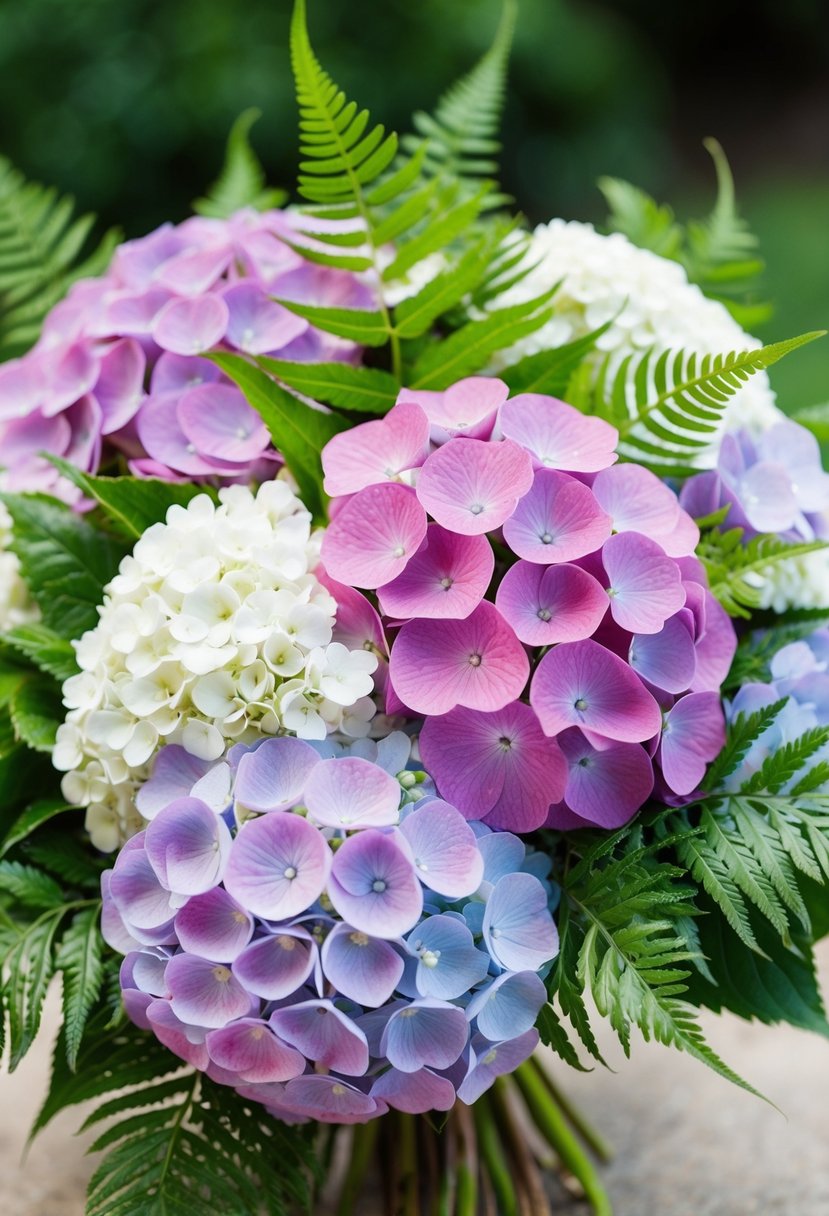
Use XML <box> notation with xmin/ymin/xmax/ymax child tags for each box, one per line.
<box><xmin>9</xmin><ymin>675</ymin><xmax>62</xmax><ymax>752</ymax></box>
<box><xmin>0</xmin><ymin>156</ymin><xmax>120</xmax><ymax>361</ymax></box>
<box><xmin>56</xmin><ymin>905</ymin><xmax>103</xmax><ymax>1070</ymax></box>
<box><xmin>46</xmin><ymin>457</ymin><xmax>214</xmax><ymax>540</ymax></box>
<box><xmin>273</xmin><ymin>299</ymin><xmax>390</xmax><ymax>346</ymax></box>
<box><xmin>1</xmin><ymin>799</ymin><xmax>77</xmax><ymax>855</ymax></box>
<box><xmin>600</xmin><ymin>176</ymin><xmax>683</xmax><ymax>259</ymax></box>
<box><xmin>699</xmin><ymin>524</ymin><xmax>828</xmax><ymax>619</ymax></box>
<box><xmin>536</xmin><ymin>1003</ymin><xmax>590</xmax><ymax>1072</ymax></box>
<box><xmin>0</xmin><ymin>493</ymin><xmax>126</xmax><ymax>639</ymax></box>
<box><xmin>211</xmin><ymin>352</ymin><xmax>346</xmax><ymax>519</ymax></box>
<box><xmin>392</xmin><ymin>239</ymin><xmax>494</xmax><ymax>339</ymax></box>
<box><xmin>2</xmin><ymin>623</ymin><xmax>77</xmax><ymax>682</ymax></box>
<box><xmin>703</xmin><ymin>698</ymin><xmax>788</xmax><ymax>789</ymax></box>
<box><xmin>500</xmin><ymin>320</ymin><xmax>614</xmax><ymax>396</ymax></box>
<box><xmin>2</xmin><ymin>908</ymin><xmax>63</xmax><ymax>1068</ymax></box>
<box><xmin>259</xmin><ymin>357</ymin><xmax>400</xmax><ymax>413</ymax></box>
<box><xmin>0</xmin><ymin>859</ymin><xmax>64</xmax><ymax>908</ymax></box>
<box><xmin>193</xmin><ymin>108</ymin><xmax>287</xmax><ymax>219</ymax></box>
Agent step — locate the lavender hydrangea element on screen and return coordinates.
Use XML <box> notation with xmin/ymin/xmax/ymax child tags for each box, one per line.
<box><xmin>103</xmin><ymin>734</ymin><xmax>559</xmax><ymax>1124</ymax></box>
<box><xmin>0</xmin><ymin>208</ymin><xmax>372</xmax><ymax>503</ymax></box>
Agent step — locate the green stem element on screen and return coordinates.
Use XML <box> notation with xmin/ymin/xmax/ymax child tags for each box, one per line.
<box><xmin>473</xmin><ymin>1094</ymin><xmax>517</xmax><ymax>1216</ymax></box>
<box><xmin>531</xmin><ymin>1056</ymin><xmax>614</xmax><ymax>1162</ymax></box>
<box><xmin>514</xmin><ymin>1062</ymin><xmax>613</xmax><ymax>1216</ymax></box>
<box><xmin>490</xmin><ymin>1078</ymin><xmax>550</xmax><ymax>1216</ymax></box>
<box><xmin>397</xmin><ymin>1112</ymin><xmax>419</xmax><ymax>1216</ymax></box>
<box><xmin>454</xmin><ymin>1105</ymin><xmax>478</xmax><ymax>1216</ymax></box>
<box><xmin>336</xmin><ymin>1120</ymin><xmax>379</xmax><ymax>1216</ymax></box>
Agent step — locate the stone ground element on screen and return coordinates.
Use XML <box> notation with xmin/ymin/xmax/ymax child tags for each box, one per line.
<box><xmin>3</xmin><ymin>943</ymin><xmax>829</xmax><ymax>1216</ymax></box>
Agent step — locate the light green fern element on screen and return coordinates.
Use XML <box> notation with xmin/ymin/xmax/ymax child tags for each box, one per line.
<box><xmin>698</xmin><ymin>522</ymin><xmax>828</xmax><ymax>618</ymax></box>
<box><xmin>193</xmin><ymin>108</ymin><xmax>287</xmax><ymax>218</ymax></box>
<box><xmin>0</xmin><ymin>157</ymin><xmax>119</xmax><ymax>361</ymax></box>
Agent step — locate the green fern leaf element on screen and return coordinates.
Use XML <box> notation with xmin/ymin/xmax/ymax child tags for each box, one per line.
<box><xmin>0</xmin><ymin>859</ymin><xmax>63</xmax><ymax>908</ymax></box>
<box><xmin>193</xmin><ymin>108</ymin><xmax>287</xmax><ymax>218</ymax></box>
<box><xmin>703</xmin><ymin>699</ymin><xmax>788</xmax><ymax>789</ymax></box>
<box><xmin>0</xmin><ymin>157</ymin><xmax>119</xmax><ymax>361</ymax></box>
<box><xmin>392</xmin><ymin>239</ymin><xmax>493</xmax><ymax>340</ymax></box>
<box><xmin>699</xmin><ymin>525</ymin><xmax>828</xmax><ymax>619</ymax></box>
<box><xmin>501</xmin><ymin>319</ymin><xmax>614</xmax><ymax>396</ymax></box>
<box><xmin>2</xmin><ymin>906</ymin><xmax>63</xmax><ymax>1068</ymax></box>
<box><xmin>258</xmin><ymin>358</ymin><xmax>399</xmax><ymax>414</ymax></box>
<box><xmin>742</xmin><ymin>726</ymin><xmax>829</xmax><ymax>795</ymax></box>
<box><xmin>57</xmin><ymin>904</ymin><xmax>103</xmax><ymax>1069</ymax></box>
<box><xmin>1</xmin><ymin>799</ymin><xmax>77</xmax><ymax>855</ymax></box>
<box><xmin>599</xmin><ymin>176</ymin><xmax>683</xmax><ymax>259</ymax></box>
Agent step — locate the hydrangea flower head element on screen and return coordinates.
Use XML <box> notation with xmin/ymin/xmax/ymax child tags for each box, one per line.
<box><xmin>0</xmin><ymin>208</ymin><xmax>371</xmax><ymax>503</ymax></box>
<box><xmin>320</xmin><ymin>378</ymin><xmax>734</xmax><ymax>830</ymax></box>
<box><xmin>53</xmin><ymin>481</ymin><xmax>378</xmax><ymax>850</ymax></box>
<box><xmin>105</xmin><ymin>735</ymin><xmax>560</xmax><ymax>1124</ymax></box>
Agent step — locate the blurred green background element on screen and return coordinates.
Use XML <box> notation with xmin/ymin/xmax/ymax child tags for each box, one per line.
<box><xmin>1</xmin><ymin>0</ymin><xmax>827</xmax><ymax>406</ymax></box>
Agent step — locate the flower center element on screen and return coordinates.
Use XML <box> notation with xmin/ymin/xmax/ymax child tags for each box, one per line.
<box><xmin>212</xmin><ymin>966</ymin><xmax>231</xmax><ymax>984</ymax></box>
<box><xmin>283</xmin><ymin>866</ymin><xmax>298</xmax><ymax>880</ymax></box>
<box><xmin>483</xmin><ymin>1048</ymin><xmax>498</xmax><ymax>1065</ymax></box>
<box><xmin>393</xmin><ymin>545</ymin><xmax>406</xmax><ymax>558</ymax></box>
<box><xmin>499</xmin><ymin>735</ymin><xmax>513</xmax><ymax>751</ymax></box>
<box><xmin>578</xmin><ymin>756</ymin><xmax>591</xmax><ymax>768</ymax></box>
<box><xmin>372</xmin><ymin>878</ymin><xmax>387</xmax><ymax>893</ymax></box>
<box><xmin>470</xmin><ymin>503</ymin><xmax>485</xmax><ymax>515</ymax></box>
<box><xmin>468</xmin><ymin>652</ymin><xmax>483</xmax><ymax>668</ymax></box>
<box><xmin>574</xmin><ymin>697</ymin><xmax>588</xmax><ymax>712</ymax></box>
<box><xmin>277</xmin><ymin>935</ymin><xmax>297</xmax><ymax>951</ymax></box>
<box><xmin>420</xmin><ymin>948</ymin><xmax>441</xmax><ymax>968</ymax></box>
<box><xmin>400</xmin><ymin>1008</ymin><xmax>418</xmax><ymax>1018</ymax></box>
<box><xmin>439</xmin><ymin>576</ymin><xmax>454</xmax><ymax>590</ymax></box>
<box><xmin>537</xmin><ymin>607</ymin><xmax>552</xmax><ymax>621</ymax></box>
<box><xmin>349</xmin><ymin>931</ymin><xmax>370</xmax><ymax>947</ymax></box>
<box><xmin>540</xmin><ymin>531</ymin><xmax>554</xmax><ymax>545</ymax></box>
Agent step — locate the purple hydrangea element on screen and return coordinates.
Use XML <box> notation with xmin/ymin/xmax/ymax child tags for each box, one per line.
<box><xmin>317</xmin><ymin>379</ymin><xmax>737</xmax><ymax>830</ymax></box>
<box><xmin>104</xmin><ymin>734</ymin><xmax>558</xmax><ymax>1124</ymax></box>
<box><xmin>0</xmin><ymin>210</ymin><xmax>372</xmax><ymax>502</ymax></box>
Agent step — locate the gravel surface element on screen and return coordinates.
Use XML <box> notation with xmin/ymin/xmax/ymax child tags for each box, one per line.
<box><xmin>4</xmin><ymin>943</ymin><xmax>829</xmax><ymax>1216</ymax></box>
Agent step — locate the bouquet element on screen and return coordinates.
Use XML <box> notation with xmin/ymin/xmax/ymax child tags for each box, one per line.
<box><xmin>2</xmin><ymin>2</ymin><xmax>828</xmax><ymax>1213</ymax></box>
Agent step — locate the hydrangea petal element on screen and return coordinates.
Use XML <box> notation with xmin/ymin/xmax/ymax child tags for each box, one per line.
<box><xmin>135</xmin><ymin>746</ymin><xmax>213</xmax><ymax>819</ymax></box>
<box><xmin>146</xmin><ymin>999</ymin><xmax>209</xmax><ymax>1069</ymax></box>
<box><xmin>328</xmin><ymin>830</ymin><xmax>423</xmax><ymax>939</ymax></box>
<box><xmin>398</xmin><ymin>800</ymin><xmax>484</xmax><ymax>898</ymax></box>
<box><xmin>467</xmin><ymin>971</ymin><xmax>546</xmax><ymax>1043</ymax></box>
<box><xmin>531</xmin><ymin>638</ymin><xmax>662</xmax><ymax>742</ymax></box>
<box><xmin>303</xmin><ymin>755</ymin><xmax>401</xmax><ymax>829</ymax></box>
<box><xmin>659</xmin><ymin>691</ymin><xmax>726</xmax><ymax>796</ymax></box>
<box><xmin>407</xmin><ymin>914</ymin><xmax>489</xmax><ymax>1000</ymax></box>
<box><xmin>321</xmin><ymin>483</ymin><xmax>428</xmax><ymax>589</ymax></box>
<box><xmin>628</xmin><ymin>612</ymin><xmax>697</xmax><ymax>693</ymax></box>
<box><xmin>457</xmin><ymin>1029</ymin><xmax>539</xmax><ymax>1105</ymax></box>
<box><xmin>233</xmin><ymin>929</ymin><xmax>317</xmax><ymax>1000</ymax></box>
<box><xmin>233</xmin><ymin>737</ymin><xmax>321</xmax><ymax>814</ymax></box>
<box><xmin>282</xmin><ymin>1075</ymin><xmax>382</xmax><ymax>1123</ymax></box>
<box><xmin>502</xmin><ymin>469</ymin><xmax>612</xmax><ymax>564</ymax></box>
<box><xmin>602</xmin><ymin>532</ymin><xmax>686</xmax><ymax>634</ymax></box>
<box><xmin>109</xmin><ymin>847</ymin><xmax>176</xmax><ymax>930</ymax></box>
<box><xmin>320</xmin><ymin>922</ymin><xmax>404</xmax><ymax>1008</ymax></box>
<box><xmin>205</xmin><ymin>1018</ymin><xmax>306</xmax><ymax>1083</ymax></box>
<box><xmin>222</xmin><ymin>282</ymin><xmax>307</xmax><ymax>354</ymax></box>
<box><xmin>174</xmin><ymin>886</ymin><xmax>254</xmax><ymax>962</ymax></box>
<box><xmin>95</xmin><ymin>338</ymin><xmax>146</xmax><ymax>433</ymax></box>
<box><xmin>558</xmin><ymin>728</ymin><xmax>654</xmax><ymax>827</ymax></box>
<box><xmin>389</xmin><ymin>601</ymin><xmax>529</xmax><ymax>716</ymax></box>
<box><xmin>381</xmin><ymin>999</ymin><xmax>469</xmax><ymax>1073</ymax></box>
<box><xmin>152</xmin><ymin>294</ymin><xmax>230</xmax><ymax>356</ymax></box>
<box><xmin>223</xmin><ymin>811</ymin><xmax>331</xmax><ymax>920</ymax></box>
<box><xmin>178</xmin><ymin>384</ymin><xmax>270</xmax><ymax>463</ymax></box>
<box><xmin>498</xmin><ymin>393</ymin><xmax>618</xmax><ymax>472</ymax></box>
<box><xmin>371</xmin><ymin>1066</ymin><xmax>457</xmax><ymax>1114</ymax></box>
<box><xmin>165</xmin><ymin>953</ymin><xmax>254</xmax><ymax>1028</ymax></box>
<box><xmin>322</xmin><ymin>401</ymin><xmax>430</xmax><ymax>496</ymax></box>
<box><xmin>592</xmin><ymin>464</ymin><xmax>680</xmax><ymax>542</ymax></box>
<box><xmin>144</xmin><ymin>798</ymin><xmax>231</xmax><ymax>895</ymax></box>
<box><xmin>377</xmin><ymin>527</ymin><xmax>494</xmax><ymax>621</ymax></box>
<box><xmin>399</xmin><ymin>377</ymin><xmax>509</xmax><ymax>443</ymax></box>
<box><xmin>416</xmin><ymin>437</ymin><xmax>534</xmax><ymax>535</ymax></box>
<box><xmin>482</xmin><ymin>872</ymin><xmax>558</xmax><ymax>971</ymax></box>
<box><xmin>269</xmin><ymin>999</ymin><xmax>369</xmax><ymax>1076</ymax></box>
<box><xmin>495</xmin><ymin>560</ymin><xmax>608</xmax><ymax>645</ymax></box>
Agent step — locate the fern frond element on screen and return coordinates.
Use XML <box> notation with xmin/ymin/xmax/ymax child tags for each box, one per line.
<box><xmin>599</xmin><ymin>176</ymin><xmax>683</xmax><ymax>259</ymax></box>
<box><xmin>193</xmin><ymin>108</ymin><xmax>287</xmax><ymax>218</ymax></box>
<box><xmin>703</xmin><ymin>698</ymin><xmax>788</xmax><ymax>789</ymax></box>
<box><xmin>595</xmin><ymin>332</ymin><xmax>824</xmax><ymax>475</ymax></box>
<box><xmin>0</xmin><ymin>157</ymin><xmax>119</xmax><ymax>361</ymax></box>
<box><xmin>698</xmin><ymin>524</ymin><xmax>828</xmax><ymax>619</ymax></box>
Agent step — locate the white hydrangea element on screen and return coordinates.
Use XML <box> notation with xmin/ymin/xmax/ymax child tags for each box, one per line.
<box><xmin>53</xmin><ymin>481</ymin><xmax>378</xmax><ymax>850</ymax></box>
<box><xmin>0</xmin><ymin>502</ymin><xmax>38</xmax><ymax>631</ymax></box>
<box><xmin>748</xmin><ymin>550</ymin><xmax>829</xmax><ymax>614</ymax></box>
<box><xmin>490</xmin><ymin>219</ymin><xmax>782</xmax><ymax>446</ymax></box>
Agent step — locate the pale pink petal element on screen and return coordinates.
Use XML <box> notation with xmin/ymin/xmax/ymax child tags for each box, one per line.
<box><xmin>320</xmin><ymin>484</ymin><xmax>428</xmax><ymax>589</ymax></box>
<box><xmin>495</xmin><ymin>561</ymin><xmax>608</xmax><ymax>646</ymax></box>
<box><xmin>94</xmin><ymin>339</ymin><xmax>146</xmax><ymax>434</ymax></box>
<box><xmin>322</xmin><ymin>401</ymin><xmax>430</xmax><ymax>496</ymax></box>
<box><xmin>152</xmin><ymin>295</ymin><xmax>229</xmax><ymax>355</ymax></box>
<box><xmin>498</xmin><ymin>393</ymin><xmax>619</xmax><ymax>472</ymax></box>
<box><xmin>592</xmin><ymin>464</ymin><xmax>680</xmax><ymax>540</ymax></box>
<box><xmin>658</xmin><ymin>691</ymin><xmax>725</xmax><ymax>795</ymax></box>
<box><xmin>416</xmin><ymin>438</ymin><xmax>534</xmax><ymax>535</ymax></box>
<box><xmin>602</xmin><ymin>532</ymin><xmax>686</xmax><ymax>634</ymax></box>
<box><xmin>222</xmin><ymin>282</ymin><xmax>307</xmax><ymax>354</ymax></box>
<box><xmin>398</xmin><ymin>377</ymin><xmax>509</xmax><ymax>443</ymax></box>
<box><xmin>502</xmin><ymin>469</ymin><xmax>612</xmax><ymax>564</ymax></box>
<box><xmin>155</xmin><ymin>246</ymin><xmax>232</xmax><ymax>295</ymax></box>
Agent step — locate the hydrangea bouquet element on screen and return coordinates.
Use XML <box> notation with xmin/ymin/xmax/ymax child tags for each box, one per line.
<box><xmin>2</xmin><ymin>3</ymin><xmax>829</xmax><ymax>1213</ymax></box>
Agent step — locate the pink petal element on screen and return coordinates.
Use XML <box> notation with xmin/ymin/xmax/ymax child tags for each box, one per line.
<box><xmin>659</xmin><ymin>691</ymin><xmax>725</xmax><ymax>795</ymax></box>
<box><xmin>495</xmin><ymin>560</ymin><xmax>608</xmax><ymax>646</ymax></box>
<box><xmin>94</xmin><ymin>339</ymin><xmax>146</xmax><ymax>434</ymax></box>
<box><xmin>378</xmin><ymin>526</ymin><xmax>494</xmax><ymax>621</ymax></box>
<box><xmin>317</xmin><ymin>571</ymin><xmax>388</xmax><ymax>655</ymax></box>
<box><xmin>152</xmin><ymin>294</ymin><xmax>229</xmax><ymax>355</ymax></box>
<box><xmin>322</xmin><ymin>401</ymin><xmax>431</xmax><ymax>497</ymax></box>
<box><xmin>628</xmin><ymin>613</ymin><xmax>697</xmax><ymax>693</ymax></box>
<box><xmin>389</xmin><ymin>601</ymin><xmax>529</xmax><ymax>715</ymax></box>
<box><xmin>558</xmin><ymin>728</ymin><xmax>653</xmax><ymax>826</ymax></box>
<box><xmin>691</xmin><ymin>589</ymin><xmax>737</xmax><ymax>694</ymax></box>
<box><xmin>178</xmin><ymin>383</ymin><xmax>270</xmax><ymax>462</ymax></box>
<box><xmin>602</xmin><ymin>532</ymin><xmax>686</xmax><ymax>634</ymax></box>
<box><xmin>303</xmin><ymin>756</ymin><xmax>401</xmax><ymax>829</ymax></box>
<box><xmin>102</xmin><ymin>289</ymin><xmax>173</xmax><ymax>335</ymax></box>
<box><xmin>418</xmin><ymin>701</ymin><xmax>566</xmax><ymax>831</ymax></box>
<box><xmin>222</xmin><ymin>282</ymin><xmax>308</xmax><ymax>354</ymax></box>
<box><xmin>397</xmin><ymin>799</ymin><xmax>484</xmax><ymax>897</ymax></box>
<box><xmin>40</xmin><ymin>343</ymin><xmax>100</xmax><ymax>416</ymax></box>
<box><xmin>592</xmin><ymin>464</ymin><xmax>681</xmax><ymax>541</ymax></box>
<box><xmin>320</xmin><ymin>483</ymin><xmax>428</xmax><ymax>589</ymax></box>
<box><xmin>205</xmin><ymin>1018</ymin><xmax>306</xmax><ymax>1083</ymax></box>
<box><xmin>530</xmin><ymin>638</ymin><xmax>662</xmax><ymax>742</ymax></box>
<box><xmin>416</xmin><ymin>437</ymin><xmax>534</xmax><ymax>535</ymax></box>
<box><xmin>398</xmin><ymin>377</ymin><xmax>509</xmax><ymax>443</ymax></box>
<box><xmin>502</xmin><ymin>469</ymin><xmax>612</xmax><ymax>564</ymax></box>
<box><xmin>155</xmin><ymin>246</ymin><xmax>232</xmax><ymax>295</ymax></box>
<box><xmin>0</xmin><ymin>359</ymin><xmax>45</xmax><ymax>421</ymax></box>
<box><xmin>497</xmin><ymin>393</ymin><xmax>619</xmax><ymax>472</ymax></box>
<box><xmin>150</xmin><ymin>352</ymin><xmax>223</xmax><ymax>394</ymax></box>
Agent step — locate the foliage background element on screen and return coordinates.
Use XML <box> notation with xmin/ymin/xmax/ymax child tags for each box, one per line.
<box><xmin>0</xmin><ymin>0</ymin><xmax>826</xmax><ymax>405</ymax></box>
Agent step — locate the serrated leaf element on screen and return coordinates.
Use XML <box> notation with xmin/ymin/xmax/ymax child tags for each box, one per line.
<box><xmin>1</xmin><ymin>799</ymin><xmax>77</xmax><ymax>854</ymax></box>
<box><xmin>2</xmin><ymin>623</ymin><xmax>78</xmax><ymax>682</ymax></box>
<box><xmin>0</xmin><ymin>859</ymin><xmax>64</xmax><ymax>908</ymax></box>
<box><xmin>9</xmin><ymin>674</ymin><xmax>62</xmax><ymax>752</ymax></box>
<box><xmin>57</xmin><ymin>905</ymin><xmax>104</xmax><ymax>1069</ymax></box>
<box><xmin>500</xmin><ymin>319</ymin><xmax>614</xmax><ymax>396</ymax></box>
<box><xmin>273</xmin><ymin>299</ymin><xmax>390</xmax><ymax>346</ymax></box>
<box><xmin>193</xmin><ymin>108</ymin><xmax>286</xmax><ymax>219</ymax></box>
<box><xmin>258</xmin><ymin>357</ymin><xmax>399</xmax><ymax>413</ymax></box>
<box><xmin>392</xmin><ymin>240</ymin><xmax>492</xmax><ymax>339</ymax></box>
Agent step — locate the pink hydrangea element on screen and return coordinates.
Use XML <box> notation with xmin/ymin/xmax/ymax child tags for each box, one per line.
<box><xmin>0</xmin><ymin>209</ymin><xmax>372</xmax><ymax>502</ymax></box>
<box><xmin>320</xmin><ymin>379</ymin><xmax>735</xmax><ymax>832</ymax></box>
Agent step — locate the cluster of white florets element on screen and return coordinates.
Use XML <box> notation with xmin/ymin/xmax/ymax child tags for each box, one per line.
<box><xmin>53</xmin><ymin>481</ymin><xmax>378</xmax><ymax>850</ymax></box>
<box><xmin>490</xmin><ymin>219</ymin><xmax>782</xmax><ymax>441</ymax></box>
<box><xmin>0</xmin><ymin>502</ymin><xmax>37</xmax><ymax>632</ymax></box>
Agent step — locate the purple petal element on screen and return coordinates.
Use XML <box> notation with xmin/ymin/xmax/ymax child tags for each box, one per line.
<box><xmin>503</xmin><ymin>469</ymin><xmax>612</xmax><ymax>564</ymax></box>
<box><xmin>156</xmin><ymin>245</ymin><xmax>232</xmax><ymax>295</ymax></box>
<box><xmin>592</xmin><ymin>464</ymin><xmax>681</xmax><ymax>542</ymax></box>
<box><xmin>495</xmin><ymin>560</ymin><xmax>608</xmax><ymax>646</ymax></box>
<box><xmin>269</xmin><ymin>999</ymin><xmax>369</xmax><ymax>1076</ymax></box>
<box><xmin>150</xmin><ymin>352</ymin><xmax>223</xmax><ymax>394</ymax></box>
<box><xmin>144</xmin><ymin>797</ymin><xmax>231</xmax><ymax>895</ymax></box>
<box><xmin>136</xmin><ymin>393</ymin><xmax>245</xmax><ymax>475</ymax></box>
<box><xmin>377</xmin><ymin>526</ymin><xmax>495</xmax><ymax>621</ymax></box>
<box><xmin>136</xmin><ymin>746</ymin><xmax>214</xmax><ymax>819</ymax></box>
<box><xmin>94</xmin><ymin>338</ymin><xmax>146</xmax><ymax>434</ymax></box>
<box><xmin>398</xmin><ymin>800</ymin><xmax>484</xmax><ymax>899</ymax></box>
<box><xmin>602</xmin><ymin>532</ymin><xmax>686</xmax><ymax>634</ymax></box>
<box><xmin>165</xmin><ymin>953</ymin><xmax>255</xmax><ymax>1028</ymax></box>
<box><xmin>483</xmin><ymin>873</ymin><xmax>558</xmax><ymax>971</ymax></box>
<box><xmin>328</xmin><ymin>830</ymin><xmax>423</xmax><ymax>939</ymax></box>
<box><xmin>381</xmin><ymin>999</ymin><xmax>469</xmax><ymax>1073</ymax></box>
<box><xmin>303</xmin><ymin>756</ymin><xmax>401</xmax><ymax>829</ymax></box>
<box><xmin>371</xmin><ymin>1066</ymin><xmax>456</xmax><ymax>1113</ymax></box>
<box><xmin>178</xmin><ymin>384</ymin><xmax>269</xmax><ymax>463</ymax></box>
<box><xmin>224</xmin><ymin>811</ymin><xmax>331</xmax><ymax>920</ymax></box>
<box><xmin>233</xmin><ymin>737</ymin><xmax>321</xmax><ymax>814</ymax></box>
<box><xmin>691</xmin><ymin>590</ymin><xmax>737</xmax><ymax>694</ymax></box>
<box><xmin>456</xmin><ymin>1029</ymin><xmax>539</xmax><ymax>1104</ymax></box>
<box><xmin>205</xmin><ymin>1018</ymin><xmax>306</xmax><ymax>1082</ymax></box>
<box><xmin>146</xmin><ymin>998</ymin><xmax>209</xmax><ymax>1069</ymax></box>
<box><xmin>628</xmin><ymin>612</ymin><xmax>697</xmax><ymax>693</ymax></box>
<box><xmin>109</xmin><ymin>846</ymin><xmax>176</xmax><ymax>930</ymax></box>
<box><xmin>659</xmin><ymin>691</ymin><xmax>726</xmax><ymax>796</ymax></box>
<box><xmin>222</xmin><ymin>282</ymin><xmax>307</xmax><ymax>354</ymax></box>
<box><xmin>152</xmin><ymin>295</ymin><xmax>230</xmax><ymax>356</ymax></box>
<box><xmin>466</xmin><ymin>971</ymin><xmax>546</xmax><ymax>1042</ymax></box>
<box><xmin>233</xmin><ymin>928</ymin><xmax>318</xmax><ymax>1000</ymax></box>
<box><xmin>174</xmin><ymin>886</ymin><xmax>254</xmax><ymax>962</ymax></box>
<box><xmin>531</xmin><ymin>639</ymin><xmax>662</xmax><ymax>743</ymax></box>
<box><xmin>320</xmin><ymin>922</ymin><xmax>404</xmax><ymax>1007</ymax></box>
<box><xmin>281</xmin><ymin>1075</ymin><xmax>383</xmax><ymax>1123</ymax></box>
<box><xmin>558</xmin><ymin>728</ymin><xmax>654</xmax><ymax>827</ymax></box>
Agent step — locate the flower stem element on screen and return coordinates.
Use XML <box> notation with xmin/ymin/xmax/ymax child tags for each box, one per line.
<box><xmin>531</xmin><ymin>1055</ymin><xmax>614</xmax><ymax>1163</ymax></box>
<box><xmin>336</xmin><ymin>1121</ymin><xmax>379</xmax><ymax>1216</ymax></box>
<box><xmin>514</xmin><ymin>1062</ymin><xmax>613</xmax><ymax>1216</ymax></box>
<box><xmin>397</xmin><ymin>1112</ymin><xmax>420</xmax><ymax>1216</ymax></box>
<box><xmin>490</xmin><ymin>1077</ymin><xmax>551</xmax><ymax>1216</ymax></box>
<box><xmin>453</xmin><ymin>1104</ymin><xmax>478</xmax><ymax>1216</ymax></box>
<box><xmin>473</xmin><ymin>1094</ymin><xmax>518</xmax><ymax>1216</ymax></box>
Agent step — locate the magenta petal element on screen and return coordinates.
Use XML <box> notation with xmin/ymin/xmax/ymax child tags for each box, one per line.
<box><xmin>502</xmin><ymin>469</ymin><xmax>612</xmax><ymax>564</ymax></box>
<box><xmin>318</xmin><ymin>571</ymin><xmax>388</xmax><ymax>654</ymax></box>
<box><xmin>282</xmin><ymin>1075</ymin><xmax>381</xmax><ymax>1123</ymax></box>
<box><xmin>691</xmin><ymin>590</ymin><xmax>737</xmax><ymax>694</ymax></box>
<box><xmin>223</xmin><ymin>811</ymin><xmax>331</xmax><ymax>920</ymax></box>
<box><xmin>146</xmin><ymin>999</ymin><xmax>209</xmax><ymax>1069</ymax></box>
<box><xmin>174</xmin><ymin>886</ymin><xmax>254</xmax><ymax>962</ymax></box>
<box><xmin>628</xmin><ymin>613</ymin><xmax>697</xmax><ymax>693</ymax></box>
<box><xmin>328</xmin><ymin>830</ymin><xmax>423</xmax><ymax>939</ymax></box>
<box><xmin>304</xmin><ymin>756</ymin><xmax>401</xmax><ymax>829</ymax></box>
<box><xmin>178</xmin><ymin>384</ymin><xmax>269</xmax><ymax>462</ymax></box>
<box><xmin>152</xmin><ymin>294</ymin><xmax>230</xmax><ymax>355</ymax></box>
<box><xmin>205</xmin><ymin>1018</ymin><xmax>306</xmax><ymax>1083</ymax></box>
<box><xmin>419</xmin><ymin>701</ymin><xmax>566</xmax><ymax>832</ymax></box>
<box><xmin>558</xmin><ymin>728</ymin><xmax>654</xmax><ymax>826</ymax></box>
<box><xmin>165</xmin><ymin>954</ymin><xmax>254</xmax><ymax>1028</ymax></box>
<box><xmin>498</xmin><ymin>393</ymin><xmax>619</xmax><ymax>472</ymax></box>
<box><xmin>416</xmin><ymin>437</ymin><xmax>534</xmax><ymax>535</ymax></box>
<box><xmin>234</xmin><ymin>737</ymin><xmax>321</xmax><ymax>814</ymax></box>
<box><xmin>321</xmin><ymin>483</ymin><xmax>428</xmax><ymax>589</ymax></box>
<box><xmin>320</xmin><ymin>922</ymin><xmax>405</xmax><ymax>1007</ymax></box>
<box><xmin>94</xmin><ymin>339</ymin><xmax>146</xmax><ymax>434</ymax></box>
<box><xmin>378</xmin><ymin>526</ymin><xmax>494</xmax><ymax>621</ymax></box>
<box><xmin>659</xmin><ymin>691</ymin><xmax>726</xmax><ymax>796</ymax></box>
<box><xmin>592</xmin><ymin>464</ymin><xmax>681</xmax><ymax>541</ymax></box>
<box><xmin>144</xmin><ymin>797</ymin><xmax>231</xmax><ymax>895</ymax></box>
<box><xmin>233</xmin><ymin>928</ymin><xmax>317</xmax><ymax>1000</ymax></box>
<box><xmin>602</xmin><ymin>532</ymin><xmax>686</xmax><ymax>634</ymax></box>
<box><xmin>222</xmin><ymin>282</ymin><xmax>307</xmax><ymax>354</ymax></box>
<box><xmin>495</xmin><ymin>560</ymin><xmax>608</xmax><ymax>646</ymax></box>
<box><xmin>389</xmin><ymin>601</ymin><xmax>529</xmax><ymax>716</ymax></box>
<box><xmin>322</xmin><ymin>401</ymin><xmax>430</xmax><ymax>496</ymax></box>
<box><xmin>398</xmin><ymin>800</ymin><xmax>484</xmax><ymax>898</ymax></box>
<box><xmin>371</xmin><ymin>1066</ymin><xmax>456</xmax><ymax>1113</ymax></box>
<box><xmin>399</xmin><ymin>377</ymin><xmax>509</xmax><ymax>442</ymax></box>
<box><xmin>531</xmin><ymin>638</ymin><xmax>662</xmax><ymax>742</ymax></box>
<box><xmin>269</xmin><ymin>999</ymin><xmax>369</xmax><ymax>1076</ymax></box>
